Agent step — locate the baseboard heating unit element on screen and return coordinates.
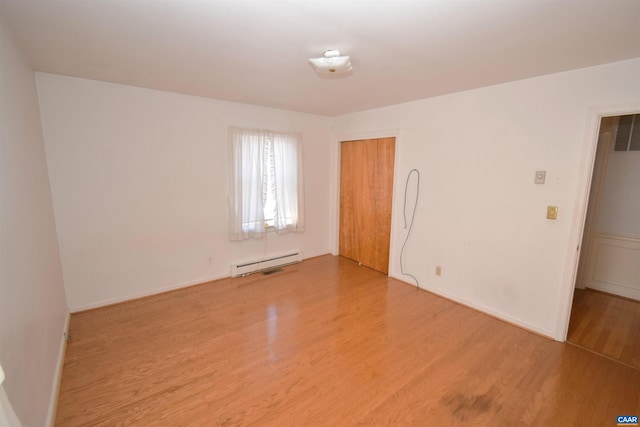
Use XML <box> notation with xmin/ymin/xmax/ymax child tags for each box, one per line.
<box><xmin>230</xmin><ymin>251</ymin><xmax>302</xmax><ymax>277</ymax></box>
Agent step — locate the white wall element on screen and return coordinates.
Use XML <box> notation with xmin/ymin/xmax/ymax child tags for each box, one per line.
<box><xmin>36</xmin><ymin>74</ymin><xmax>333</xmax><ymax>311</ymax></box>
<box><xmin>597</xmin><ymin>151</ymin><xmax>640</xmax><ymax>237</ymax></box>
<box><xmin>332</xmin><ymin>59</ymin><xmax>640</xmax><ymax>339</ymax></box>
<box><xmin>0</xmin><ymin>22</ymin><xmax>68</xmax><ymax>427</ymax></box>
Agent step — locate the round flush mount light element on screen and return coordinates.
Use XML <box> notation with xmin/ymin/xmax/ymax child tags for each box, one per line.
<box><xmin>308</xmin><ymin>50</ymin><xmax>353</xmax><ymax>75</ymax></box>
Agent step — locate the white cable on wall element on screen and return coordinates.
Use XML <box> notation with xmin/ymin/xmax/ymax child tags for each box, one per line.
<box><xmin>400</xmin><ymin>169</ymin><xmax>421</xmax><ymax>288</ymax></box>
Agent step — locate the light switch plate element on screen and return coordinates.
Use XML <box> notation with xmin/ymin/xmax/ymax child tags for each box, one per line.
<box><xmin>535</xmin><ymin>171</ymin><xmax>546</xmax><ymax>184</ymax></box>
<box><xmin>547</xmin><ymin>206</ymin><xmax>558</xmax><ymax>220</ymax></box>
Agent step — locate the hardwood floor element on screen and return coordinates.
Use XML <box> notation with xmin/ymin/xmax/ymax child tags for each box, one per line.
<box><xmin>567</xmin><ymin>288</ymin><xmax>640</xmax><ymax>369</ymax></box>
<box><xmin>55</xmin><ymin>255</ymin><xmax>639</xmax><ymax>426</ymax></box>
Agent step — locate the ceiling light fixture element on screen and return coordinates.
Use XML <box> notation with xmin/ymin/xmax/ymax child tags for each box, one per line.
<box><xmin>308</xmin><ymin>50</ymin><xmax>352</xmax><ymax>75</ymax></box>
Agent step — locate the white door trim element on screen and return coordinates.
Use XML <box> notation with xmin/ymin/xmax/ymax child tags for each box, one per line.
<box><xmin>556</xmin><ymin>102</ymin><xmax>640</xmax><ymax>341</ymax></box>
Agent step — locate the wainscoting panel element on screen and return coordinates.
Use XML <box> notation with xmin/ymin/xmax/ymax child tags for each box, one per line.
<box><xmin>586</xmin><ymin>233</ymin><xmax>640</xmax><ymax>300</ymax></box>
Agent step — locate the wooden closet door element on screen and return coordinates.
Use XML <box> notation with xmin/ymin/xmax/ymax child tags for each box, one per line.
<box><xmin>339</xmin><ymin>137</ymin><xmax>395</xmax><ymax>274</ymax></box>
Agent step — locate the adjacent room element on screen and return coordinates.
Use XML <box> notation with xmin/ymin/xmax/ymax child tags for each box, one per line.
<box><xmin>0</xmin><ymin>1</ymin><xmax>639</xmax><ymax>426</ymax></box>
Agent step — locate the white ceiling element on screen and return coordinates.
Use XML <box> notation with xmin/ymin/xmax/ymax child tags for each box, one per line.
<box><xmin>1</xmin><ymin>0</ymin><xmax>639</xmax><ymax>116</ymax></box>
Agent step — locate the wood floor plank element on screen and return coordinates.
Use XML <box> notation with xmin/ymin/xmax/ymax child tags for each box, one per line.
<box><xmin>568</xmin><ymin>288</ymin><xmax>640</xmax><ymax>370</ymax></box>
<box><xmin>56</xmin><ymin>256</ymin><xmax>639</xmax><ymax>426</ymax></box>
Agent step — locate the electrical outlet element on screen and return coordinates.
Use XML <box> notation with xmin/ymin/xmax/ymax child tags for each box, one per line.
<box><xmin>208</xmin><ymin>256</ymin><xmax>213</xmax><ymax>265</ymax></box>
<box><xmin>435</xmin><ymin>266</ymin><xmax>442</xmax><ymax>276</ymax></box>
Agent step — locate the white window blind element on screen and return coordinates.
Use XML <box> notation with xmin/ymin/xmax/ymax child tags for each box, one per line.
<box><xmin>228</xmin><ymin>127</ymin><xmax>304</xmax><ymax>240</ymax></box>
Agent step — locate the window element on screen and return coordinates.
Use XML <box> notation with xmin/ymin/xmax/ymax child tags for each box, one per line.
<box><xmin>228</xmin><ymin>127</ymin><xmax>304</xmax><ymax>240</ymax></box>
<box><xmin>614</xmin><ymin>114</ymin><xmax>640</xmax><ymax>151</ymax></box>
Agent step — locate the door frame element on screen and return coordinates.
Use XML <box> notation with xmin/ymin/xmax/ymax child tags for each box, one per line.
<box><xmin>557</xmin><ymin>102</ymin><xmax>640</xmax><ymax>341</ymax></box>
<box><xmin>331</xmin><ymin>129</ymin><xmax>401</xmax><ymax>274</ymax></box>
<box><xmin>574</xmin><ymin>116</ymin><xmax>617</xmax><ymax>291</ymax></box>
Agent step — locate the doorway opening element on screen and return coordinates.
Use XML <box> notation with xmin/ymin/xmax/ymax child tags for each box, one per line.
<box><xmin>567</xmin><ymin>113</ymin><xmax>640</xmax><ymax>369</ymax></box>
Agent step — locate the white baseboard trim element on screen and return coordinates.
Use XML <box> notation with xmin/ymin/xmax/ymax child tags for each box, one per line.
<box><xmin>389</xmin><ymin>273</ymin><xmax>556</xmax><ymax>341</ymax></box>
<box><xmin>69</xmin><ymin>273</ymin><xmax>230</xmax><ymax>313</ymax></box>
<box><xmin>586</xmin><ymin>282</ymin><xmax>640</xmax><ymax>301</ymax></box>
<box><xmin>46</xmin><ymin>312</ymin><xmax>70</xmax><ymax>427</ymax></box>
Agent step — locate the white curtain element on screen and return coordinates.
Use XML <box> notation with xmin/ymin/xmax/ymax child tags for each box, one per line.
<box><xmin>272</xmin><ymin>132</ymin><xmax>304</xmax><ymax>233</ymax></box>
<box><xmin>229</xmin><ymin>127</ymin><xmax>266</xmax><ymax>240</ymax></box>
<box><xmin>228</xmin><ymin>127</ymin><xmax>304</xmax><ymax>240</ymax></box>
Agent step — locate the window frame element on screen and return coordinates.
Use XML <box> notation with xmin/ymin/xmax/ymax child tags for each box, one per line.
<box><xmin>228</xmin><ymin>126</ymin><xmax>304</xmax><ymax>240</ymax></box>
